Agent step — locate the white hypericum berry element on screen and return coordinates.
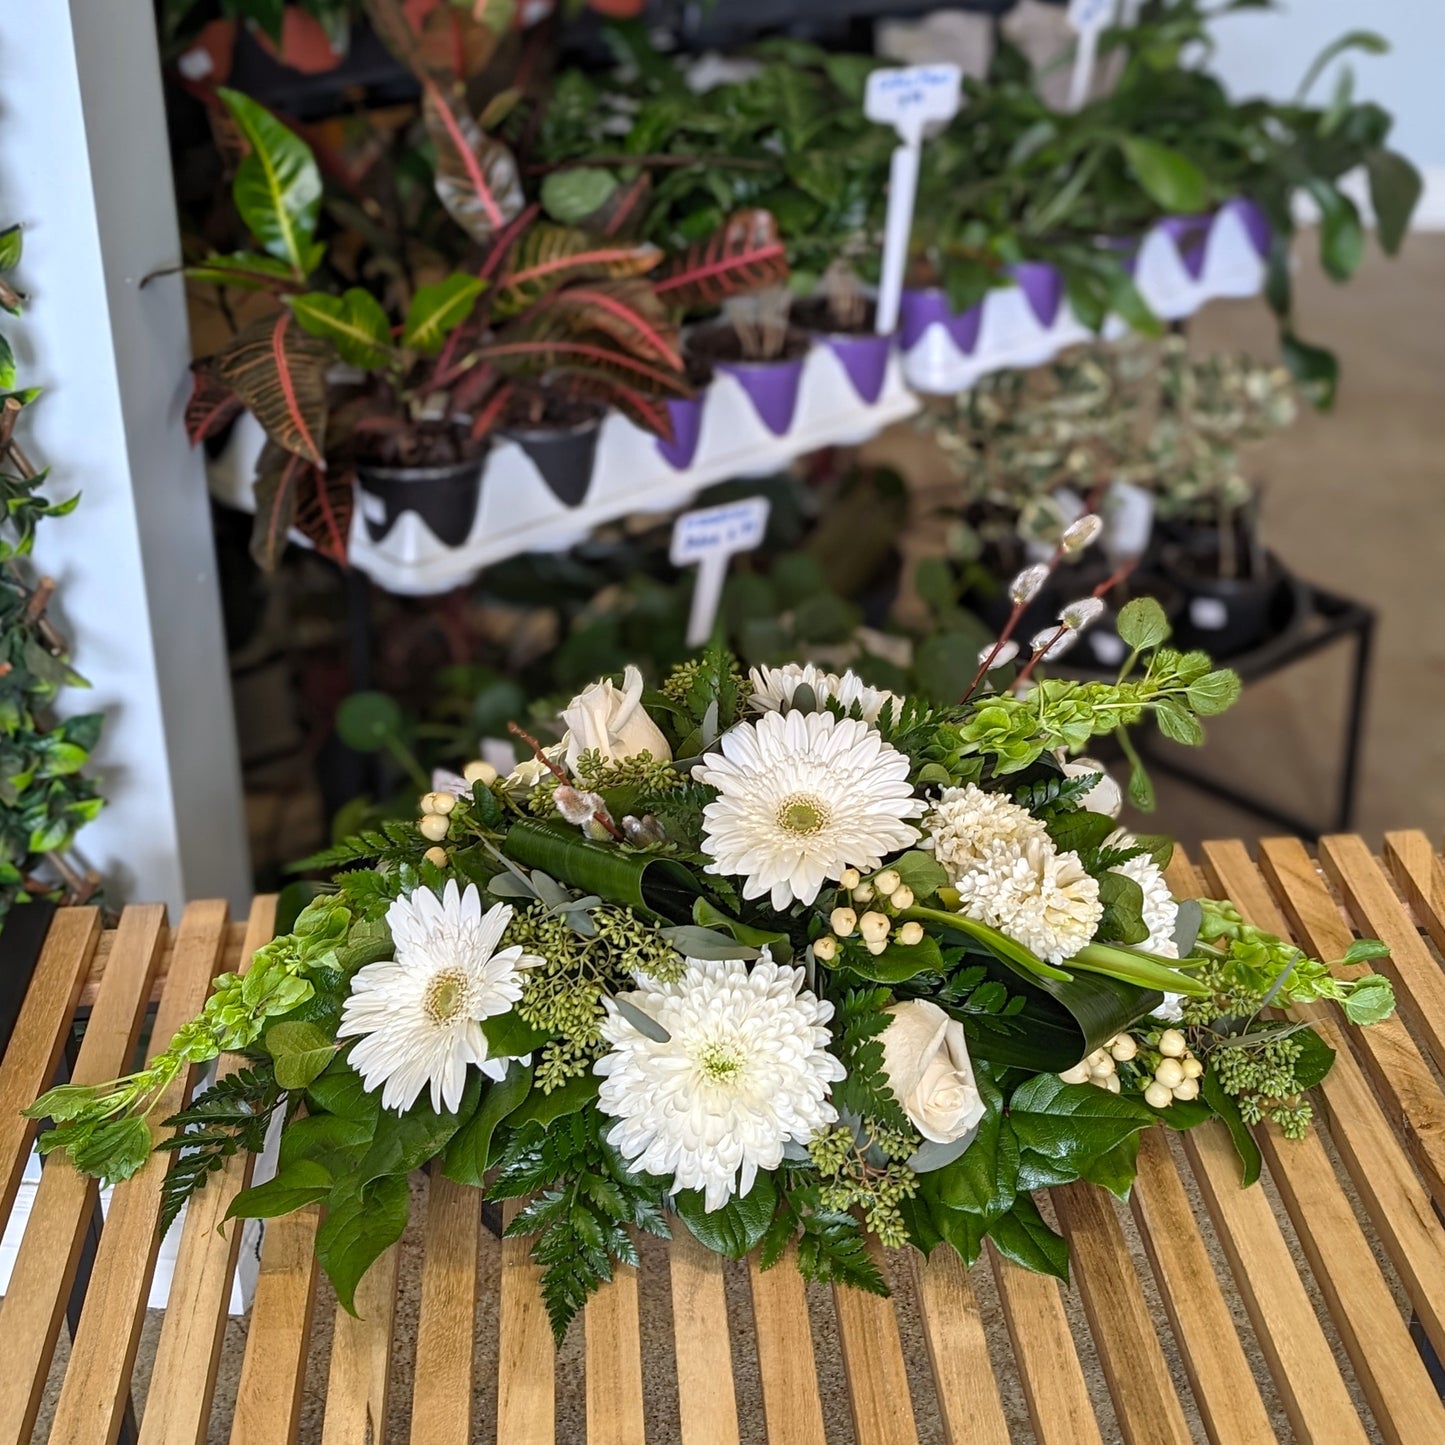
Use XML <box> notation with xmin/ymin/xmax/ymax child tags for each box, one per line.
<box><xmin>432</xmin><ymin>791</ymin><xmax>458</xmax><ymax>816</ymax></box>
<box><xmin>1061</xmin><ymin>514</ymin><xmax>1104</xmax><ymax>553</ymax></box>
<box><xmin>813</xmin><ymin>936</ymin><xmax>838</xmax><ymax>963</ymax></box>
<box><xmin>1181</xmin><ymin>1056</ymin><xmax>1203</xmax><ymax>1080</ymax></box>
<box><xmin>830</xmin><ymin>907</ymin><xmax>858</xmax><ymax>937</ymax></box>
<box><xmin>898</xmin><ymin>921</ymin><xmax>925</xmax><ymax>946</ymax></box>
<box><xmin>874</xmin><ymin>869</ymin><xmax>901</xmax><ymax>897</ymax></box>
<box><xmin>859</xmin><ymin>911</ymin><xmax>891</xmax><ymax>944</ymax></box>
<box><xmin>866</xmin><ymin>939</ymin><xmax>889</xmax><ymax>956</ymax></box>
<box><xmin>1087</xmin><ymin>1050</ymin><xmax>1115</xmax><ymax>1079</ymax></box>
<box><xmin>1109</xmin><ymin>1034</ymin><xmax>1138</xmax><ymax>1062</ymax></box>
<box><xmin>891</xmin><ymin>885</ymin><xmax>915</xmax><ymax>911</ymax></box>
<box><xmin>979</xmin><ymin>639</ymin><xmax>1021</xmax><ymax>669</ymax></box>
<box><xmin>1102</xmin><ymin>1074</ymin><xmax>1121</xmax><ymax>1094</ymax></box>
<box><xmin>418</xmin><ymin>813</ymin><xmax>449</xmax><ymax>843</ymax></box>
<box><xmin>423</xmin><ymin>846</ymin><xmax>449</xmax><ymax>868</ymax></box>
<box><xmin>1009</xmin><ymin>563</ymin><xmax>1051</xmax><ymax>605</ymax></box>
<box><xmin>1059</xmin><ymin>1061</ymin><xmax>1091</xmax><ymax>1085</ymax></box>
<box><xmin>463</xmin><ymin>760</ymin><xmax>498</xmax><ymax>785</ymax></box>
<box><xmin>1060</xmin><ymin>597</ymin><xmax>1105</xmax><ymax>632</ymax></box>
<box><xmin>1145</xmin><ymin>1081</ymin><xmax>1173</xmax><ymax>1108</ymax></box>
<box><xmin>1172</xmin><ymin>1078</ymin><xmax>1200</xmax><ymax>1101</ymax></box>
<box><xmin>839</xmin><ymin>868</ymin><xmax>861</xmax><ymax>891</ymax></box>
<box><xmin>1158</xmin><ymin>1029</ymin><xmax>1187</xmax><ymax>1058</ymax></box>
<box><xmin>1154</xmin><ymin>1058</ymin><xmax>1185</xmax><ymax>1090</ymax></box>
<box><xmin>852</xmin><ymin>882</ymin><xmax>876</xmax><ymax>904</ymax></box>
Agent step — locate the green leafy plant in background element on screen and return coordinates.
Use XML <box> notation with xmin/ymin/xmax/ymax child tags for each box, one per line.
<box><xmin>0</xmin><ymin>221</ymin><xmax>104</xmax><ymax>925</ymax></box>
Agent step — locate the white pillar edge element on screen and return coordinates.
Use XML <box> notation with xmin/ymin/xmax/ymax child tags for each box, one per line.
<box><xmin>0</xmin><ymin>1</ymin><xmax>250</xmax><ymax>917</ymax></box>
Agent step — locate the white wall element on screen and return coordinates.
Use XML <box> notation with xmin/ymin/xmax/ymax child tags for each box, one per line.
<box><xmin>0</xmin><ymin>2</ymin><xmax>250</xmax><ymax>915</ymax></box>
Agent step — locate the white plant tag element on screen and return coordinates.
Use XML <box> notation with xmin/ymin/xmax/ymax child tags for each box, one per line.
<box><xmin>671</xmin><ymin>497</ymin><xmax>771</xmax><ymax>648</ymax></box>
<box><xmin>864</xmin><ymin>64</ymin><xmax>962</xmax><ymax>337</ymax></box>
<box><xmin>1067</xmin><ymin>0</ymin><xmax>1116</xmax><ymax>111</ymax></box>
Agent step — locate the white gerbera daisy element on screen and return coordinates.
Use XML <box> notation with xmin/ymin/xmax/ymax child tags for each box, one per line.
<box><xmin>596</xmin><ymin>955</ymin><xmax>845</xmax><ymax>1210</ymax></box>
<box><xmin>924</xmin><ymin>784</ymin><xmax>1049</xmax><ymax>883</ymax></box>
<box><xmin>695</xmin><ymin>710</ymin><xmax>924</xmax><ymax>908</ymax></box>
<box><xmin>748</xmin><ymin>662</ymin><xmax>902</xmax><ymax>725</ymax></box>
<box><xmin>338</xmin><ymin>882</ymin><xmax>541</xmax><ymax>1113</ymax></box>
<box><xmin>954</xmin><ymin>835</ymin><xmax>1103</xmax><ymax>965</ymax></box>
<box><xmin>1111</xmin><ymin>839</ymin><xmax>1184</xmax><ymax>1020</ymax></box>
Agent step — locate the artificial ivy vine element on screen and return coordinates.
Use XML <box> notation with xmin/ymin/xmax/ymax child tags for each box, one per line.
<box><xmin>0</xmin><ymin>219</ymin><xmax>104</xmax><ymax>924</ymax></box>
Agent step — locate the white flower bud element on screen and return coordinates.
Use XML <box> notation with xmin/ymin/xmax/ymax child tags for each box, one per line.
<box><xmin>1059</xmin><ymin>1062</ymin><xmax>1091</xmax><ymax>1085</ymax></box>
<box><xmin>852</xmin><ymin>882</ymin><xmax>875</xmax><ymax>904</ymax></box>
<box><xmin>1102</xmin><ymin>1073</ymin><xmax>1121</xmax><ymax>1094</ymax></box>
<box><xmin>978</xmin><ymin>639</ymin><xmax>1020</xmax><ymax>669</ymax></box>
<box><xmin>1145</xmin><ymin>1081</ymin><xmax>1173</xmax><ymax>1108</ymax></box>
<box><xmin>423</xmin><ymin>846</ymin><xmax>449</xmax><ymax>867</ymax></box>
<box><xmin>463</xmin><ymin>760</ymin><xmax>498</xmax><ymax>785</ymax></box>
<box><xmin>1061</xmin><ymin>514</ymin><xmax>1104</xmax><ymax>553</ymax></box>
<box><xmin>839</xmin><ymin>868</ymin><xmax>861</xmax><ymax>890</ymax></box>
<box><xmin>1154</xmin><ymin>1058</ymin><xmax>1185</xmax><ymax>1089</ymax></box>
<box><xmin>813</xmin><ymin>936</ymin><xmax>838</xmax><ymax>963</ymax></box>
<box><xmin>891</xmin><ymin>885</ymin><xmax>915</xmax><ymax>911</ymax></box>
<box><xmin>1030</xmin><ymin>627</ymin><xmax>1079</xmax><ymax>661</ymax></box>
<box><xmin>859</xmin><ymin>911</ymin><xmax>891</xmax><ymax>944</ymax></box>
<box><xmin>898</xmin><ymin>921</ymin><xmax>924</xmax><ymax>946</ymax></box>
<box><xmin>830</xmin><ymin>907</ymin><xmax>858</xmax><ymax>937</ymax></box>
<box><xmin>1181</xmin><ymin>1056</ymin><xmax>1203</xmax><ymax>1080</ymax></box>
<box><xmin>866</xmin><ymin>939</ymin><xmax>889</xmax><ymax>956</ymax></box>
<box><xmin>1158</xmin><ymin>1029</ymin><xmax>1187</xmax><ymax>1058</ymax></box>
<box><xmin>1009</xmin><ymin>563</ymin><xmax>1051</xmax><ymax>605</ymax></box>
<box><xmin>418</xmin><ymin>813</ymin><xmax>449</xmax><ymax>842</ymax></box>
<box><xmin>1059</xmin><ymin>597</ymin><xmax>1105</xmax><ymax>632</ymax></box>
<box><xmin>1172</xmin><ymin>1077</ymin><xmax>1200</xmax><ymax>1101</ymax></box>
<box><xmin>1109</xmin><ymin>1034</ymin><xmax>1138</xmax><ymax>1062</ymax></box>
<box><xmin>874</xmin><ymin>869</ymin><xmax>901</xmax><ymax>897</ymax></box>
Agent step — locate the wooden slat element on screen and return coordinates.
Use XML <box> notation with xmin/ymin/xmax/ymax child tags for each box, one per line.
<box><xmin>1203</xmin><ymin>840</ymin><xmax>1445</xmax><ymax>1443</ymax></box>
<box><xmin>77</xmin><ymin>918</ymin><xmax>251</xmax><ymax>1009</ymax></box>
<box><xmin>1252</xmin><ymin>838</ymin><xmax>1445</xmax><ymax>1357</ymax></box>
<box><xmin>0</xmin><ymin>904</ymin><xmax>161</xmax><ymax>1445</ymax></box>
<box><xmin>0</xmin><ymin>906</ymin><xmax>99</xmax><ymax>1220</ymax></box>
<box><xmin>229</xmin><ymin>1202</ymin><xmax>322</xmax><ymax>1445</ymax></box>
<box><xmin>908</xmin><ymin>1247</ymin><xmax>1010</xmax><ymax>1445</ymax></box>
<box><xmin>49</xmin><ymin>902</ymin><xmax>230</xmax><ymax>1445</ymax></box>
<box><xmin>1385</xmin><ymin>828</ymin><xmax>1445</xmax><ymax>952</ymax></box>
<box><xmin>668</xmin><ymin>1225</ymin><xmax>741</xmax><ymax>1445</ymax></box>
<box><xmin>584</xmin><ymin>1244</ymin><xmax>645</xmax><ymax>1445</ymax></box>
<box><xmin>832</xmin><ymin>1240</ymin><xmax>920</xmax><ymax>1445</ymax></box>
<box><xmin>1128</xmin><ymin>1128</ymin><xmax>1276</xmax><ymax>1444</ymax></box>
<box><xmin>989</xmin><ymin>1244</ymin><xmax>1103</xmax><ymax>1445</ymax></box>
<box><xmin>747</xmin><ymin>1244</ymin><xmax>828</xmax><ymax>1445</ymax></box>
<box><xmin>410</xmin><ymin>1167</ymin><xmax>482</xmax><ymax>1445</ymax></box>
<box><xmin>139</xmin><ymin>896</ymin><xmax>278</xmax><ymax>1445</ymax></box>
<box><xmin>321</xmin><ymin>1244</ymin><xmax>398</xmax><ymax>1445</ymax></box>
<box><xmin>497</xmin><ymin>1197</ymin><xmax>554</xmax><ymax>1444</ymax></box>
<box><xmin>1052</xmin><ymin>1181</ymin><xmax>1193</xmax><ymax>1445</ymax></box>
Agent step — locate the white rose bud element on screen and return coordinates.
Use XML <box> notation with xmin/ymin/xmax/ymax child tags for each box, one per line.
<box><xmin>830</xmin><ymin>907</ymin><xmax>858</xmax><ymax>937</ymax></box>
<box><xmin>463</xmin><ymin>759</ymin><xmax>498</xmax><ymax>785</ymax></box>
<box><xmin>880</xmin><ymin>1000</ymin><xmax>987</xmax><ymax>1144</ymax></box>
<box><xmin>874</xmin><ymin>869</ymin><xmax>901</xmax><ymax>897</ymax></box>
<box><xmin>1061</xmin><ymin>756</ymin><xmax>1123</xmax><ymax>819</ymax></box>
<box><xmin>898</xmin><ymin>921</ymin><xmax>925</xmax><ymax>946</ymax></box>
<box><xmin>1145</xmin><ymin>1081</ymin><xmax>1173</xmax><ymax>1108</ymax></box>
<box><xmin>418</xmin><ymin>813</ymin><xmax>449</xmax><ymax>842</ymax></box>
<box><xmin>859</xmin><ymin>911</ymin><xmax>891</xmax><ymax>944</ymax></box>
<box><xmin>1009</xmin><ymin>563</ymin><xmax>1051</xmax><ymax>605</ymax></box>
<box><xmin>813</xmin><ymin>936</ymin><xmax>838</xmax><ymax>963</ymax></box>
<box><xmin>839</xmin><ymin>868</ymin><xmax>861</xmax><ymax>890</ymax></box>
<box><xmin>423</xmin><ymin>846</ymin><xmax>449</xmax><ymax>867</ymax></box>
<box><xmin>1154</xmin><ymin>1058</ymin><xmax>1185</xmax><ymax>1089</ymax></box>
<box><xmin>1158</xmin><ymin>1029</ymin><xmax>1187</xmax><ymax>1058</ymax></box>
<box><xmin>560</xmin><ymin>664</ymin><xmax>671</xmax><ymax>771</ymax></box>
<box><xmin>1061</xmin><ymin>514</ymin><xmax>1103</xmax><ymax>553</ymax></box>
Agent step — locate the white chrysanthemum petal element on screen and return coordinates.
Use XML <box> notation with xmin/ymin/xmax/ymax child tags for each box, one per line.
<box><xmin>748</xmin><ymin>662</ymin><xmax>902</xmax><ymax>725</ymax></box>
<box><xmin>696</xmin><ymin>711</ymin><xmax>924</xmax><ymax>908</ymax></box>
<box><xmin>1110</xmin><ymin>839</ymin><xmax>1184</xmax><ymax>1018</ymax></box>
<box><xmin>595</xmin><ymin>956</ymin><xmax>845</xmax><ymax>1210</ymax></box>
<box><xmin>338</xmin><ymin>886</ymin><xmax>541</xmax><ymax>1114</ymax></box>
<box><xmin>924</xmin><ymin>785</ymin><xmax>1049</xmax><ymax>880</ymax></box>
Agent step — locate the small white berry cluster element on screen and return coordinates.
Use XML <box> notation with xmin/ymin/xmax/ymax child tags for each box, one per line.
<box><xmin>1142</xmin><ymin>1029</ymin><xmax>1202</xmax><ymax>1109</ymax></box>
<box><xmin>813</xmin><ymin>868</ymin><xmax>923</xmax><ymax>962</ymax></box>
<box><xmin>417</xmin><ymin>760</ymin><xmax>497</xmax><ymax>866</ymax></box>
<box><xmin>1058</xmin><ymin>1033</ymin><xmax>1138</xmax><ymax>1094</ymax></box>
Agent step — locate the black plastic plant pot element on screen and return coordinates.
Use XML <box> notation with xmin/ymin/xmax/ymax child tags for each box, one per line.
<box><xmin>356</xmin><ymin>454</ymin><xmax>486</xmax><ymax>548</ymax></box>
<box><xmin>1164</xmin><ymin>548</ymin><xmax>1291</xmax><ymax>658</ymax></box>
<box><xmin>501</xmin><ymin>409</ymin><xmax>605</xmax><ymax>509</ymax></box>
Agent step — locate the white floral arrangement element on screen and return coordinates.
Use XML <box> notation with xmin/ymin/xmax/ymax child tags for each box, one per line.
<box><xmin>33</xmin><ymin>581</ymin><xmax>1395</xmax><ymax>1340</ymax></box>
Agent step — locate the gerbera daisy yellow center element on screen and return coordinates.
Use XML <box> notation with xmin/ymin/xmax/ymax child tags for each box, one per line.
<box><xmin>776</xmin><ymin>792</ymin><xmax>831</xmax><ymax>836</ymax></box>
<box><xmin>423</xmin><ymin>968</ymin><xmax>471</xmax><ymax>1026</ymax></box>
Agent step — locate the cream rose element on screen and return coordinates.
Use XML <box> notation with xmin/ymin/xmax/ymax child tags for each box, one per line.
<box><xmin>560</xmin><ymin>665</ymin><xmax>671</xmax><ymax>771</ymax></box>
<box><xmin>1061</xmin><ymin>756</ymin><xmax>1123</xmax><ymax>819</ymax></box>
<box><xmin>880</xmin><ymin>999</ymin><xmax>986</xmax><ymax>1145</ymax></box>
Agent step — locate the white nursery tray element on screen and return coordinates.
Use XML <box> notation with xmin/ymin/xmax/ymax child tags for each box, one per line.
<box><xmin>207</xmin><ymin>343</ymin><xmax>919</xmax><ymax>597</ymax></box>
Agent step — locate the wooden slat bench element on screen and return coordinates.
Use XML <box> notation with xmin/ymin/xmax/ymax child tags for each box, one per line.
<box><xmin>6</xmin><ymin>833</ymin><xmax>1445</xmax><ymax>1442</ymax></box>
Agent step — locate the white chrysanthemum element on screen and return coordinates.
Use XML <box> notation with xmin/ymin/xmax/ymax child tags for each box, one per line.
<box><xmin>748</xmin><ymin>662</ymin><xmax>902</xmax><ymax>725</ymax></box>
<box><xmin>954</xmin><ymin>836</ymin><xmax>1103</xmax><ymax>964</ymax></box>
<box><xmin>696</xmin><ymin>710</ymin><xmax>924</xmax><ymax>908</ymax></box>
<box><xmin>1111</xmin><ymin>840</ymin><xmax>1184</xmax><ymax>1019</ymax></box>
<box><xmin>338</xmin><ymin>882</ymin><xmax>541</xmax><ymax>1113</ymax></box>
<box><xmin>595</xmin><ymin>956</ymin><xmax>845</xmax><ymax>1210</ymax></box>
<box><xmin>923</xmin><ymin>784</ymin><xmax>1049</xmax><ymax>883</ymax></box>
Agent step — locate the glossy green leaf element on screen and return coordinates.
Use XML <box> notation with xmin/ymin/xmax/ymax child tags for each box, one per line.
<box><xmin>186</xmin><ymin>251</ymin><xmax>302</xmax><ymax>293</ymax></box>
<box><xmin>673</xmin><ymin>1174</ymin><xmax>777</xmax><ymax>1258</ymax></box>
<box><xmin>506</xmin><ymin>1070</ymin><xmax>599</xmax><ymax>1129</ymax></box>
<box><xmin>443</xmin><ymin>1061</ymin><xmax>534</xmax><ymax>1186</ymax></box>
<box><xmin>988</xmin><ymin>1193</ymin><xmax>1069</xmax><ymax>1281</ymax></box>
<box><xmin>402</xmin><ymin>275</ymin><xmax>487</xmax><ymax>355</ymax></box>
<box><xmin>541</xmin><ymin>168</ymin><xmax>619</xmax><ymax>225</ymax></box>
<box><xmin>356</xmin><ymin>1072</ymin><xmax>482</xmax><ymax>1185</ymax></box>
<box><xmin>1116</xmin><ymin>596</ymin><xmax>1170</xmax><ymax>651</ymax></box>
<box><xmin>1008</xmin><ymin>1074</ymin><xmax>1154</xmax><ymax>1174</ymax></box>
<box><xmin>0</xmin><ymin>224</ymin><xmax>22</xmax><ymax>272</ymax></box>
<box><xmin>226</xmin><ymin>1159</ymin><xmax>333</xmax><ymax>1220</ymax></box>
<box><xmin>265</xmin><ymin>1020</ymin><xmax>338</xmax><ymax>1090</ymax></box>
<box><xmin>1120</xmin><ymin>137</ymin><xmax>1208</xmax><ymax>216</ymax></box>
<box><xmin>291</xmin><ymin>288</ymin><xmax>394</xmax><ymax>369</ymax></box>
<box><xmin>316</xmin><ymin>1173</ymin><xmax>411</xmax><ymax>1314</ymax></box>
<box><xmin>1201</xmin><ymin>1066</ymin><xmax>1261</xmax><ymax>1187</ymax></box>
<box><xmin>481</xmin><ymin>1012</ymin><xmax>551</xmax><ymax>1058</ymax></box>
<box><xmin>219</xmin><ymin>88</ymin><xmax>321</xmax><ymax>276</ymax></box>
<box><xmin>1366</xmin><ymin>149</ymin><xmax>1422</xmax><ymax>255</ymax></box>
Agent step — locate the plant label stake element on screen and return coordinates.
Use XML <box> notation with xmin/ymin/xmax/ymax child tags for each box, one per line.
<box><xmin>865</xmin><ymin>64</ymin><xmax>962</xmax><ymax>337</ymax></box>
<box><xmin>1067</xmin><ymin>0</ymin><xmax>1116</xmax><ymax>112</ymax></box>
<box><xmin>671</xmin><ymin>497</ymin><xmax>771</xmax><ymax>648</ymax></box>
